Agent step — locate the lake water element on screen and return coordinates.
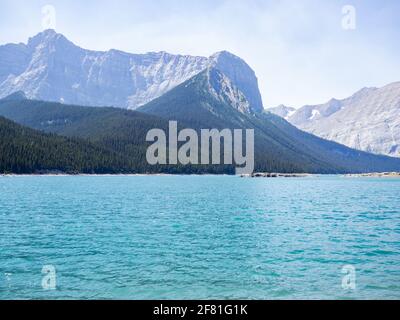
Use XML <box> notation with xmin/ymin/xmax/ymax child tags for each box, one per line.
<box><xmin>0</xmin><ymin>175</ymin><xmax>399</xmax><ymax>300</ymax></box>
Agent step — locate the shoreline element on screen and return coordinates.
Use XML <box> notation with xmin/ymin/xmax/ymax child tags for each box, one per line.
<box><xmin>0</xmin><ymin>173</ymin><xmax>234</xmax><ymax>177</ymax></box>
<box><xmin>344</xmin><ymin>172</ymin><xmax>400</xmax><ymax>178</ymax></box>
<box><xmin>241</xmin><ymin>173</ymin><xmax>314</xmax><ymax>178</ymax></box>
<box><xmin>1</xmin><ymin>172</ymin><xmax>400</xmax><ymax>178</ymax></box>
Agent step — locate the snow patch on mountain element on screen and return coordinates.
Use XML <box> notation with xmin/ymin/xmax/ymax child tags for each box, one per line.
<box><xmin>309</xmin><ymin>109</ymin><xmax>320</xmax><ymax>120</ymax></box>
<box><xmin>271</xmin><ymin>82</ymin><xmax>400</xmax><ymax>158</ymax></box>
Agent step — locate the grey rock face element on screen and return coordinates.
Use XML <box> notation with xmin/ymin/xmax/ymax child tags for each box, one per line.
<box><xmin>209</xmin><ymin>51</ymin><xmax>263</xmax><ymax>112</ymax></box>
<box><xmin>272</xmin><ymin>82</ymin><xmax>400</xmax><ymax>158</ymax></box>
<box><xmin>0</xmin><ymin>30</ymin><xmax>263</xmax><ymax>112</ymax></box>
<box><xmin>266</xmin><ymin>104</ymin><xmax>296</xmax><ymax>119</ymax></box>
<box><xmin>206</xmin><ymin>67</ymin><xmax>252</xmax><ymax>114</ymax></box>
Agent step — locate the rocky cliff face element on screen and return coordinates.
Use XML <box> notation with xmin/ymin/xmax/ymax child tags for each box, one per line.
<box><xmin>268</xmin><ymin>82</ymin><xmax>400</xmax><ymax>157</ymax></box>
<box><xmin>209</xmin><ymin>51</ymin><xmax>263</xmax><ymax>112</ymax></box>
<box><xmin>0</xmin><ymin>30</ymin><xmax>263</xmax><ymax>112</ymax></box>
<box><xmin>206</xmin><ymin>67</ymin><xmax>252</xmax><ymax>114</ymax></box>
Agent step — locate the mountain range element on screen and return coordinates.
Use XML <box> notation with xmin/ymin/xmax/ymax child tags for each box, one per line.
<box><xmin>1</xmin><ymin>68</ymin><xmax>400</xmax><ymax>174</ymax></box>
<box><xmin>267</xmin><ymin>82</ymin><xmax>400</xmax><ymax>158</ymax></box>
<box><xmin>1</xmin><ymin>30</ymin><xmax>400</xmax><ymax>174</ymax></box>
<box><xmin>0</xmin><ymin>29</ymin><xmax>262</xmax><ymax>113</ymax></box>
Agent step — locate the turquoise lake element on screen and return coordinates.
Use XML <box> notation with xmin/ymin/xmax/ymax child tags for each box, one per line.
<box><xmin>0</xmin><ymin>175</ymin><xmax>399</xmax><ymax>300</ymax></box>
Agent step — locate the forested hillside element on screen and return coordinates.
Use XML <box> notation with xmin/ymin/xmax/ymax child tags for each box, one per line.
<box><xmin>0</xmin><ymin>116</ymin><xmax>133</xmax><ymax>174</ymax></box>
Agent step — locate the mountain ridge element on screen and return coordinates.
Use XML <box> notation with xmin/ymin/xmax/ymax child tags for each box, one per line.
<box><xmin>267</xmin><ymin>81</ymin><xmax>400</xmax><ymax>157</ymax></box>
<box><xmin>0</xmin><ymin>29</ymin><xmax>263</xmax><ymax>112</ymax></box>
<box><xmin>2</xmin><ymin>70</ymin><xmax>400</xmax><ymax>174</ymax></box>
<box><xmin>139</xmin><ymin>68</ymin><xmax>400</xmax><ymax>173</ymax></box>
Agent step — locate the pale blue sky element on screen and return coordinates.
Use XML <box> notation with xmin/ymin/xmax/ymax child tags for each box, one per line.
<box><xmin>1</xmin><ymin>0</ymin><xmax>399</xmax><ymax>108</ymax></box>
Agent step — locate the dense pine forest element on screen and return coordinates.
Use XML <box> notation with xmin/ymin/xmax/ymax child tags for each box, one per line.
<box><xmin>0</xmin><ymin>114</ymin><xmax>234</xmax><ymax>174</ymax></box>
<box><xmin>0</xmin><ymin>116</ymin><xmax>136</xmax><ymax>174</ymax></box>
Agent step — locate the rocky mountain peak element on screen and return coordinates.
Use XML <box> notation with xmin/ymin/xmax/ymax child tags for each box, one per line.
<box><xmin>0</xmin><ymin>31</ymin><xmax>264</xmax><ymax>113</ymax></box>
<box><xmin>27</xmin><ymin>29</ymin><xmax>71</xmax><ymax>49</ymax></box>
<box><xmin>209</xmin><ymin>51</ymin><xmax>263</xmax><ymax>113</ymax></box>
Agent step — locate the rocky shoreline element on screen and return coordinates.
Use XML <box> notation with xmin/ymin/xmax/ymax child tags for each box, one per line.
<box><xmin>345</xmin><ymin>172</ymin><xmax>400</xmax><ymax>178</ymax></box>
<box><xmin>241</xmin><ymin>172</ymin><xmax>400</xmax><ymax>178</ymax></box>
<box><xmin>240</xmin><ymin>173</ymin><xmax>313</xmax><ymax>178</ymax></box>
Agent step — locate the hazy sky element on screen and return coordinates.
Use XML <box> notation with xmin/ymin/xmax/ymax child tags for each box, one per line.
<box><xmin>1</xmin><ymin>0</ymin><xmax>399</xmax><ymax>108</ymax></box>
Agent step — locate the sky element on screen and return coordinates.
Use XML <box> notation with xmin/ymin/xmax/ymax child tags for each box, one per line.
<box><xmin>0</xmin><ymin>0</ymin><xmax>399</xmax><ymax>108</ymax></box>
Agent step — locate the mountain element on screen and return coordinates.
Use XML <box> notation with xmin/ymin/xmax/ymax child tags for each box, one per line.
<box><xmin>269</xmin><ymin>82</ymin><xmax>400</xmax><ymax>157</ymax></box>
<box><xmin>0</xmin><ymin>30</ymin><xmax>263</xmax><ymax>112</ymax></box>
<box><xmin>0</xmin><ymin>91</ymin><xmax>235</xmax><ymax>174</ymax></box>
<box><xmin>266</xmin><ymin>104</ymin><xmax>296</xmax><ymax>119</ymax></box>
<box><xmin>2</xmin><ymin>70</ymin><xmax>400</xmax><ymax>174</ymax></box>
<box><xmin>139</xmin><ymin>68</ymin><xmax>400</xmax><ymax>173</ymax></box>
<box><xmin>0</xmin><ymin>116</ymin><xmax>134</xmax><ymax>174</ymax></box>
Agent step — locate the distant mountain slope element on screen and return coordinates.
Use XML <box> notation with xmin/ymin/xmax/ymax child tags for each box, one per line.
<box><xmin>139</xmin><ymin>68</ymin><xmax>400</xmax><ymax>173</ymax></box>
<box><xmin>0</xmin><ymin>116</ymin><xmax>132</xmax><ymax>174</ymax></box>
<box><xmin>0</xmin><ymin>30</ymin><xmax>263</xmax><ymax>112</ymax></box>
<box><xmin>0</xmin><ymin>93</ymin><xmax>168</xmax><ymax>142</ymax></box>
<box><xmin>270</xmin><ymin>82</ymin><xmax>400</xmax><ymax>157</ymax></box>
<box><xmin>266</xmin><ymin>105</ymin><xmax>296</xmax><ymax>119</ymax></box>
